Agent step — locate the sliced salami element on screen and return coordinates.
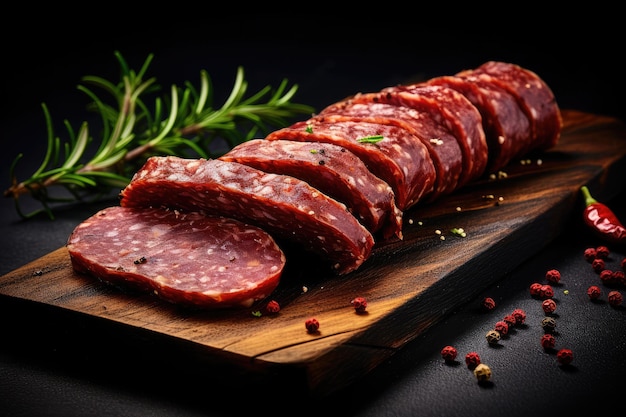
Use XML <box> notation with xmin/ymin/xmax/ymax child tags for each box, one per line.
<box><xmin>377</xmin><ymin>84</ymin><xmax>488</xmax><ymax>186</ymax></box>
<box><xmin>463</xmin><ymin>61</ymin><xmax>562</xmax><ymax>152</ymax></box>
<box><xmin>426</xmin><ymin>74</ymin><xmax>531</xmax><ymax>172</ymax></box>
<box><xmin>67</xmin><ymin>206</ymin><xmax>286</xmax><ymax>309</ymax></box>
<box><xmin>119</xmin><ymin>156</ymin><xmax>374</xmax><ymax>275</ymax></box>
<box><xmin>219</xmin><ymin>139</ymin><xmax>403</xmax><ymax>240</ymax></box>
<box><xmin>265</xmin><ymin>117</ymin><xmax>436</xmax><ymax>211</ymax></box>
<box><xmin>317</xmin><ymin>100</ymin><xmax>463</xmax><ymax>202</ymax></box>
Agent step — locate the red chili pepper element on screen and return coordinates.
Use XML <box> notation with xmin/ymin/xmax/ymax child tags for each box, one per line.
<box><xmin>580</xmin><ymin>186</ymin><xmax>626</xmax><ymax>244</ymax></box>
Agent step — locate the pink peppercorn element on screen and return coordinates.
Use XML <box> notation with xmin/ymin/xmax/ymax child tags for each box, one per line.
<box><xmin>265</xmin><ymin>300</ymin><xmax>281</xmax><ymax>314</ymax></box>
<box><xmin>613</xmin><ymin>270</ymin><xmax>626</xmax><ymax>286</ymax></box>
<box><xmin>545</xmin><ymin>269</ymin><xmax>561</xmax><ymax>284</ymax></box>
<box><xmin>584</xmin><ymin>247</ymin><xmax>597</xmax><ymax>262</ymax></box>
<box><xmin>494</xmin><ymin>320</ymin><xmax>509</xmax><ymax>335</ymax></box>
<box><xmin>512</xmin><ymin>308</ymin><xmax>527</xmax><ymax>325</ymax></box>
<box><xmin>351</xmin><ymin>297</ymin><xmax>368</xmax><ymax>314</ymax></box>
<box><xmin>502</xmin><ymin>314</ymin><xmax>517</xmax><ymax>328</ymax></box>
<box><xmin>595</xmin><ymin>245</ymin><xmax>610</xmax><ymax>259</ymax></box>
<box><xmin>608</xmin><ymin>290</ymin><xmax>623</xmax><ymax>307</ymax></box>
<box><xmin>592</xmin><ymin>258</ymin><xmax>605</xmax><ymax>273</ymax></box>
<box><xmin>542</xmin><ymin>298</ymin><xmax>557</xmax><ymax>314</ymax></box>
<box><xmin>482</xmin><ymin>297</ymin><xmax>496</xmax><ymax>311</ymax></box>
<box><xmin>440</xmin><ymin>345</ymin><xmax>458</xmax><ymax>362</ymax></box>
<box><xmin>539</xmin><ymin>284</ymin><xmax>554</xmax><ymax>299</ymax></box>
<box><xmin>556</xmin><ymin>348</ymin><xmax>574</xmax><ymax>365</ymax></box>
<box><xmin>305</xmin><ymin>317</ymin><xmax>320</xmax><ymax>333</ymax></box>
<box><xmin>621</xmin><ymin>257</ymin><xmax>626</xmax><ymax>271</ymax></box>
<box><xmin>465</xmin><ymin>352</ymin><xmax>481</xmax><ymax>369</ymax></box>
<box><xmin>587</xmin><ymin>285</ymin><xmax>602</xmax><ymax>300</ymax></box>
<box><xmin>529</xmin><ymin>282</ymin><xmax>542</xmax><ymax>297</ymax></box>
<box><xmin>599</xmin><ymin>269</ymin><xmax>615</xmax><ymax>285</ymax></box>
<box><xmin>540</xmin><ymin>333</ymin><xmax>556</xmax><ymax>350</ymax></box>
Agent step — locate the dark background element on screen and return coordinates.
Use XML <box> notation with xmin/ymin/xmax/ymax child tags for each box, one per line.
<box><xmin>2</xmin><ymin>10</ymin><xmax>625</xmax><ymax>417</ymax></box>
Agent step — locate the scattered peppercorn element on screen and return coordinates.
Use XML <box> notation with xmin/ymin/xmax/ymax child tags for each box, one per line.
<box><xmin>440</xmin><ymin>345</ymin><xmax>458</xmax><ymax>362</ymax></box>
<box><xmin>305</xmin><ymin>317</ymin><xmax>320</xmax><ymax>333</ymax></box>
<box><xmin>545</xmin><ymin>269</ymin><xmax>561</xmax><ymax>284</ymax></box>
<box><xmin>540</xmin><ymin>333</ymin><xmax>556</xmax><ymax>350</ymax></box>
<box><xmin>556</xmin><ymin>348</ymin><xmax>574</xmax><ymax>365</ymax></box>
<box><xmin>595</xmin><ymin>245</ymin><xmax>610</xmax><ymax>259</ymax></box>
<box><xmin>608</xmin><ymin>290</ymin><xmax>623</xmax><ymax>307</ymax></box>
<box><xmin>482</xmin><ymin>297</ymin><xmax>496</xmax><ymax>311</ymax></box>
<box><xmin>351</xmin><ymin>296</ymin><xmax>368</xmax><ymax>314</ymax></box>
<box><xmin>494</xmin><ymin>321</ymin><xmax>509</xmax><ymax>336</ymax></box>
<box><xmin>529</xmin><ymin>282</ymin><xmax>542</xmax><ymax>297</ymax></box>
<box><xmin>486</xmin><ymin>329</ymin><xmax>501</xmax><ymax>345</ymax></box>
<box><xmin>592</xmin><ymin>258</ymin><xmax>606</xmax><ymax>273</ymax></box>
<box><xmin>587</xmin><ymin>285</ymin><xmax>602</xmax><ymax>300</ymax></box>
<box><xmin>584</xmin><ymin>247</ymin><xmax>597</xmax><ymax>262</ymax></box>
<box><xmin>599</xmin><ymin>269</ymin><xmax>614</xmax><ymax>285</ymax></box>
<box><xmin>539</xmin><ymin>284</ymin><xmax>555</xmax><ymax>299</ymax></box>
<box><xmin>613</xmin><ymin>270</ymin><xmax>626</xmax><ymax>286</ymax></box>
<box><xmin>465</xmin><ymin>352</ymin><xmax>481</xmax><ymax>369</ymax></box>
<box><xmin>502</xmin><ymin>314</ymin><xmax>517</xmax><ymax>328</ymax></box>
<box><xmin>473</xmin><ymin>363</ymin><xmax>492</xmax><ymax>382</ymax></box>
<box><xmin>541</xmin><ymin>317</ymin><xmax>557</xmax><ymax>333</ymax></box>
<box><xmin>265</xmin><ymin>300</ymin><xmax>280</xmax><ymax>314</ymax></box>
<box><xmin>542</xmin><ymin>299</ymin><xmax>557</xmax><ymax>314</ymax></box>
<box><xmin>621</xmin><ymin>257</ymin><xmax>626</xmax><ymax>271</ymax></box>
<box><xmin>512</xmin><ymin>308</ymin><xmax>527</xmax><ymax>325</ymax></box>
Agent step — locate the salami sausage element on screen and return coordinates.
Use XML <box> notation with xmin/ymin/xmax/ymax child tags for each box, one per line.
<box><xmin>67</xmin><ymin>206</ymin><xmax>286</xmax><ymax>309</ymax></box>
<box><xmin>265</xmin><ymin>118</ymin><xmax>436</xmax><ymax>211</ymax></box>
<box><xmin>462</xmin><ymin>61</ymin><xmax>562</xmax><ymax>152</ymax></box>
<box><xmin>425</xmin><ymin>74</ymin><xmax>531</xmax><ymax>172</ymax></box>
<box><xmin>219</xmin><ymin>139</ymin><xmax>403</xmax><ymax>240</ymax></box>
<box><xmin>317</xmin><ymin>100</ymin><xmax>464</xmax><ymax>202</ymax></box>
<box><xmin>119</xmin><ymin>156</ymin><xmax>374</xmax><ymax>275</ymax></box>
<box><xmin>376</xmin><ymin>84</ymin><xmax>489</xmax><ymax>186</ymax></box>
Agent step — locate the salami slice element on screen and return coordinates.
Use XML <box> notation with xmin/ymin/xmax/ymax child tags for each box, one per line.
<box><xmin>425</xmin><ymin>74</ymin><xmax>531</xmax><ymax>172</ymax></box>
<box><xmin>119</xmin><ymin>156</ymin><xmax>374</xmax><ymax>275</ymax></box>
<box><xmin>219</xmin><ymin>139</ymin><xmax>403</xmax><ymax>240</ymax></box>
<box><xmin>265</xmin><ymin>118</ymin><xmax>436</xmax><ymax>211</ymax></box>
<box><xmin>377</xmin><ymin>84</ymin><xmax>489</xmax><ymax>186</ymax></box>
<box><xmin>317</xmin><ymin>100</ymin><xmax>463</xmax><ymax>202</ymax></box>
<box><xmin>67</xmin><ymin>206</ymin><xmax>286</xmax><ymax>309</ymax></box>
<box><xmin>464</xmin><ymin>61</ymin><xmax>562</xmax><ymax>152</ymax></box>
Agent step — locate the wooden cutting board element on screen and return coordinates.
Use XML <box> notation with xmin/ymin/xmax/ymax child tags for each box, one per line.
<box><xmin>2</xmin><ymin>110</ymin><xmax>626</xmax><ymax>397</ymax></box>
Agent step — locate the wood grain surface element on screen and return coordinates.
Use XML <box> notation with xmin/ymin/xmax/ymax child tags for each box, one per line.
<box><xmin>2</xmin><ymin>110</ymin><xmax>626</xmax><ymax>397</ymax></box>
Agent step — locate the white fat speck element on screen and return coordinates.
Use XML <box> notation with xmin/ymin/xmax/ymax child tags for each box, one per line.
<box><xmin>308</xmin><ymin>210</ymin><xmax>315</xmax><ymax>216</ymax></box>
<box><xmin>311</xmin><ymin>191</ymin><xmax>319</xmax><ymax>198</ymax></box>
<box><xmin>498</xmin><ymin>136</ymin><xmax>506</xmax><ymax>145</ymax></box>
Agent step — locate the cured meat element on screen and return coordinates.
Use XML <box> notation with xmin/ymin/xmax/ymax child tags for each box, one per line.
<box><xmin>67</xmin><ymin>206</ymin><xmax>286</xmax><ymax>309</ymax></box>
<box><xmin>462</xmin><ymin>61</ymin><xmax>562</xmax><ymax>152</ymax></box>
<box><xmin>265</xmin><ymin>118</ymin><xmax>436</xmax><ymax>211</ymax></box>
<box><xmin>119</xmin><ymin>156</ymin><xmax>374</xmax><ymax>275</ymax></box>
<box><xmin>219</xmin><ymin>139</ymin><xmax>403</xmax><ymax>240</ymax></box>
<box><xmin>375</xmin><ymin>84</ymin><xmax>489</xmax><ymax>186</ymax></box>
<box><xmin>425</xmin><ymin>74</ymin><xmax>531</xmax><ymax>172</ymax></box>
<box><xmin>317</xmin><ymin>100</ymin><xmax>464</xmax><ymax>202</ymax></box>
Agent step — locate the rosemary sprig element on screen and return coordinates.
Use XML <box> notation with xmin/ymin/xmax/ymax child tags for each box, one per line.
<box><xmin>4</xmin><ymin>51</ymin><xmax>315</xmax><ymax>219</ymax></box>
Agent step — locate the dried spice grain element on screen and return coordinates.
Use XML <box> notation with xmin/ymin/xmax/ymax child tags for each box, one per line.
<box><xmin>584</xmin><ymin>247</ymin><xmax>597</xmax><ymax>262</ymax></box>
<box><xmin>557</xmin><ymin>348</ymin><xmax>574</xmax><ymax>365</ymax></box>
<box><xmin>587</xmin><ymin>285</ymin><xmax>602</xmax><ymax>300</ymax></box>
<box><xmin>351</xmin><ymin>296</ymin><xmax>368</xmax><ymax>314</ymax></box>
<box><xmin>608</xmin><ymin>290</ymin><xmax>623</xmax><ymax>307</ymax></box>
<box><xmin>482</xmin><ymin>297</ymin><xmax>496</xmax><ymax>311</ymax></box>
<box><xmin>266</xmin><ymin>300</ymin><xmax>280</xmax><ymax>314</ymax></box>
<box><xmin>545</xmin><ymin>269</ymin><xmax>561</xmax><ymax>284</ymax></box>
<box><xmin>529</xmin><ymin>282</ymin><xmax>542</xmax><ymax>297</ymax></box>
<box><xmin>592</xmin><ymin>258</ymin><xmax>605</xmax><ymax>273</ymax></box>
<box><xmin>494</xmin><ymin>321</ymin><xmax>509</xmax><ymax>336</ymax></box>
<box><xmin>512</xmin><ymin>308</ymin><xmax>527</xmax><ymax>325</ymax></box>
<box><xmin>486</xmin><ymin>330</ymin><xmax>501</xmax><ymax>345</ymax></box>
<box><xmin>539</xmin><ymin>284</ymin><xmax>554</xmax><ymax>299</ymax></box>
<box><xmin>473</xmin><ymin>363</ymin><xmax>492</xmax><ymax>382</ymax></box>
<box><xmin>440</xmin><ymin>345</ymin><xmax>458</xmax><ymax>362</ymax></box>
<box><xmin>540</xmin><ymin>333</ymin><xmax>556</xmax><ymax>350</ymax></box>
<box><xmin>465</xmin><ymin>352</ymin><xmax>481</xmax><ymax>369</ymax></box>
<box><xmin>595</xmin><ymin>245</ymin><xmax>610</xmax><ymax>259</ymax></box>
<box><xmin>542</xmin><ymin>299</ymin><xmax>557</xmax><ymax>314</ymax></box>
<box><xmin>541</xmin><ymin>317</ymin><xmax>557</xmax><ymax>333</ymax></box>
<box><xmin>305</xmin><ymin>317</ymin><xmax>320</xmax><ymax>333</ymax></box>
